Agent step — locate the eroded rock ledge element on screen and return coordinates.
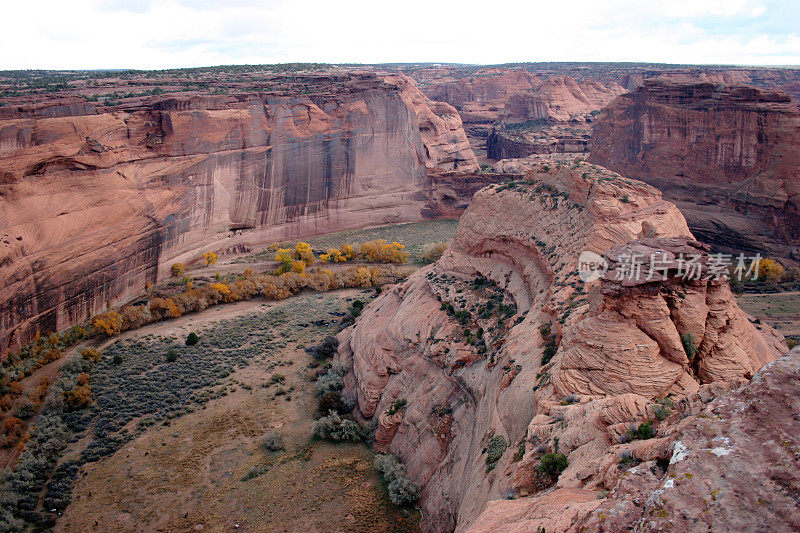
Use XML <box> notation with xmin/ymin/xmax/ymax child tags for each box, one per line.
<box><xmin>337</xmin><ymin>161</ymin><xmax>788</xmax><ymax>532</ymax></box>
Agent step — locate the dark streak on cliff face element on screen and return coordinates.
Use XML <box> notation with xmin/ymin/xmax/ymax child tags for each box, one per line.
<box><xmin>590</xmin><ymin>80</ymin><xmax>800</xmax><ymax>260</ymax></box>
<box><xmin>0</xmin><ymin>73</ymin><xmax>481</xmax><ymax>358</ymax></box>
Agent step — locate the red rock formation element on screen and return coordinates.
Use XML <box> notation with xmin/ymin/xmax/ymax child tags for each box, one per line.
<box><xmin>0</xmin><ymin>72</ymin><xmax>478</xmax><ymax>357</ymax></box>
<box><xmin>573</xmin><ymin>351</ymin><xmax>800</xmax><ymax>533</ymax></box>
<box><xmin>337</xmin><ymin>162</ymin><xmax>787</xmax><ymax>531</ymax></box>
<box><xmin>485</xmin><ymin>77</ymin><xmax>625</xmax><ymax>160</ymax></box>
<box><xmin>501</xmin><ymin>76</ymin><xmax>626</xmax><ymax>123</ymax></box>
<box><xmin>589</xmin><ymin>80</ymin><xmax>800</xmax><ymax>260</ymax></box>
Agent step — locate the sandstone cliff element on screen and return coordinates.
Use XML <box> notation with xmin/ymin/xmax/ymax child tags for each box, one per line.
<box><xmin>485</xmin><ymin>76</ymin><xmax>625</xmax><ymax>160</ymax></box>
<box><xmin>589</xmin><ymin>80</ymin><xmax>800</xmax><ymax>260</ymax></box>
<box><xmin>0</xmin><ymin>72</ymin><xmax>477</xmax><ymax>357</ymax></box>
<box><xmin>337</xmin><ymin>162</ymin><xmax>788</xmax><ymax>531</ymax></box>
<box><xmin>501</xmin><ymin>76</ymin><xmax>626</xmax><ymax>123</ymax></box>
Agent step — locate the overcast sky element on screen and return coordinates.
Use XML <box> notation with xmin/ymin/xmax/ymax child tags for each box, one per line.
<box><xmin>3</xmin><ymin>0</ymin><xmax>799</xmax><ymax>70</ymax></box>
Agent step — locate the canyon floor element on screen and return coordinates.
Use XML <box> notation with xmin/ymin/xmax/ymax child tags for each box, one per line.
<box><xmin>2</xmin><ymin>220</ymin><xmax>463</xmax><ymax>532</ymax></box>
<box><xmin>54</xmin><ymin>291</ymin><xmax>419</xmax><ymax>532</ymax></box>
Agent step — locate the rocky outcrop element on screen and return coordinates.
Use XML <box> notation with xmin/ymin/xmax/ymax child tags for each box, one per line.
<box><xmin>484</xmin><ymin>77</ymin><xmax>625</xmax><ymax>160</ymax></box>
<box><xmin>501</xmin><ymin>76</ymin><xmax>626</xmax><ymax>123</ymax></box>
<box><xmin>486</xmin><ymin>130</ymin><xmax>589</xmax><ymax>159</ymax></box>
<box><xmin>573</xmin><ymin>351</ymin><xmax>800</xmax><ymax>532</ymax></box>
<box><xmin>0</xmin><ymin>72</ymin><xmax>478</xmax><ymax>357</ymax></box>
<box><xmin>337</xmin><ymin>162</ymin><xmax>788</xmax><ymax>531</ymax></box>
<box><xmin>589</xmin><ymin>80</ymin><xmax>800</xmax><ymax>259</ymax></box>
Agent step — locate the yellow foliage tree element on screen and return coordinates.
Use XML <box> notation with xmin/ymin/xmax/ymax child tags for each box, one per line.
<box><xmin>203</xmin><ymin>251</ymin><xmax>219</xmax><ymax>266</ymax></box>
<box><xmin>340</xmin><ymin>243</ymin><xmax>356</xmax><ymax>259</ymax></box>
<box><xmin>758</xmin><ymin>258</ymin><xmax>785</xmax><ymax>283</ymax></box>
<box><xmin>275</xmin><ymin>248</ymin><xmax>295</xmax><ymax>273</ymax></box>
<box><xmin>171</xmin><ymin>262</ymin><xmax>185</xmax><ymax>277</ymax></box>
<box><xmin>291</xmin><ymin>260</ymin><xmax>306</xmax><ymax>274</ymax></box>
<box><xmin>294</xmin><ymin>242</ymin><xmax>315</xmax><ymax>265</ymax></box>
<box><xmin>150</xmin><ymin>297</ymin><xmax>182</xmax><ymax>318</ymax></box>
<box><xmin>359</xmin><ymin>239</ymin><xmax>409</xmax><ymax>264</ymax></box>
<box><xmin>92</xmin><ymin>310</ymin><xmax>123</xmax><ymax>336</ymax></box>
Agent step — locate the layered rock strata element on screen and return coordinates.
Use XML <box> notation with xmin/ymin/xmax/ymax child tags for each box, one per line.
<box><xmin>0</xmin><ymin>73</ymin><xmax>477</xmax><ymax>356</ymax></box>
<box><xmin>590</xmin><ymin>80</ymin><xmax>800</xmax><ymax>259</ymax></box>
<box><xmin>337</xmin><ymin>161</ymin><xmax>788</xmax><ymax>531</ymax></box>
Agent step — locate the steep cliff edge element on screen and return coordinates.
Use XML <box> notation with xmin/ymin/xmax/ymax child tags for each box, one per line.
<box><xmin>589</xmin><ymin>80</ymin><xmax>800</xmax><ymax>260</ymax></box>
<box><xmin>486</xmin><ymin>76</ymin><xmax>626</xmax><ymax>160</ymax></box>
<box><xmin>0</xmin><ymin>72</ymin><xmax>477</xmax><ymax>357</ymax></box>
<box><xmin>337</xmin><ymin>162</ymin><xmax>788</xmax><ymax>531</ymax></box>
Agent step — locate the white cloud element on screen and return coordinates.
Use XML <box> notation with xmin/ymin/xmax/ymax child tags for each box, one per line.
<box><xmin>1</xmin><ymin>0</ymin><xmax>798</xmax><ymax>69</ymax></box>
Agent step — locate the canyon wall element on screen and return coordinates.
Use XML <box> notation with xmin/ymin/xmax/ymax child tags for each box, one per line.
<box><xmin>337</xmin><ymin>162</ymin><xmax>788</xmax><ymax>531</ymax></box>
<box><xmin>0</xmin><ymin>73</ymin><xmax>477</xmax><ymax>357</ymax></box>
<box><xmin>589</xmin><ymin>80</ymin><xmax>800</xmax><ymax>259</ymax></box>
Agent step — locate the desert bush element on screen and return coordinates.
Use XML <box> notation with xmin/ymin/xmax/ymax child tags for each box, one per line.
<box><xmin>185</xmin><ymin>332</ymin><xmax>199</xmax><ymax>346</ymax></box>
<box><xmin>63</xmin><ymin>382</ymin><xmax>92</xmax><ymax>411</ymax></box>
<box><xmin>349</xmin><ymin>300</ymin><xmax>365</xmax><ymax>318</ymax></box>
<box><xmin>421</xmin><ymin>242</ymin><xmax>448</xmax><ymax>263</ymax></box>
<box><xmin>541</xmin><ymin>344</ymin><xmax>558</xmax><ymax>365</ymax></box>
<box><xmin>319</xmin><ymin>248</ymin><xmax>347</xmax><ymax>263</ymax></box>
<box><xmin>166</xmin><ymin>349</ymin><xmax>178</xmax><ymax>362</ymax></box>
<box><xmin>312</xmin><ymin>410</ymin><xmax>363</xmax><ymax>442</ymax></box>
<box><xmin>359</xmin><ymin>239</ymin><xmax>409</xmax><ymax>264</ymax></box>
<box><xmin>260</xmin><ymin>430</ymin><xmax>285</xmax><ymax>452</ymax></box>
<box><xmin>274</xmin><ymin>248</ymin><xmax>295</xmax><ymax>273</ymax></box>
<box><xmin>680</xmin><ymin>333</ymin><xmax>697</xmax><ymax>358</ymax></box>
<box><xmin>315</xmin><ymin>371</ymin><xmax>344</xmax><ymax>396</ymax></box>
<box><xmin>374</xmin><ymin>453</ymin><xmax>419</xmax><ymax>505</ymax></box>
<box><xmin>294</xmin><ymin>242</ymin><xmax>315</xmax><ymax>265</ymax></box>
<box><xmin>758</xmin><ymin>258</ymin><xmax>785</xmax><ymax>283</ymax></box>
<box><xmin>539</xmin><ymin>452</ymin><xmax>568</xmax><ymax>477</ymax></box>
<box><xmin>485</xmin><ymin>434</ymin><xmax>508</xmax><ymax>471</ymax></box>
<box><xmin>80</xmin><ymin>347</ymin><xmax>102</xmax><ymax>363</ymax></box>
<box><xmin>290</xmin><ymin>260</ymin><xmax>306</xmax><ymax>274</ymax></box>
<box><xmin>15</xmin><ymin>400</ymin><xmax>36</xmax><ymax>419</ymax></box>
<box><xmin>387</xmin><ymin>398</ymin><xmax>407</xmax><ymax>415</ymax></box>
<box><xmin>150</xmin><ymin>297</ymin><xmax>182</xmax><ymax>319</ymax></box>
<box><xmin>2</xmin><ymin>416</ymin><xmax>24</xmax><ymax>443</ymax></box>
<box><xmin>120</xmin><ymin>304</ymin><xmax>153</xmax><ymax>330</ymax></box>
<box><xmin>318</xmin><ymin>391</ymin><xmax>347</xmax><ymax>416</ymax></box>
<box><xmin>625</xmin><ymin>421</ymin><xmax>655</xmax><ymax>441</ymax></box>
<box><xmin>305</xmin><ymin>336</ymin><xmax>338</xmax><ymax>360</ymax></box>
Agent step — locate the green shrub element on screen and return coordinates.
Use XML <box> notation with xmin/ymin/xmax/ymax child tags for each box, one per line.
<box><xmin>541</xmin><ymin>344</ymin><xmax>557</xmax><ymax>365</ymax></box>
<box><xmin>651</xmin><ymin>404</ymin><xmax>671</xmax><ymax>420</ymax></box>
<box><xmin>113</xmin><ymin>354</ymin><xmax>123</xmax><ymax>365</ymax></box>
<box><xmin>166</xmin><ymin>349</ymin><xmax>178</xmax><ymax>362</ymax></box>
<box><xmin>387</xmin><ymin>398</ymin><xmax>407</xmax><ymax>415</ymax></box>
<box><xmin>349</xmin><ymin>300</ymin><xmax>365</xmax><ymax>318</ymax></box>
<box><xmin>680</xmin><ymin>333</ymin><xmax>697</xmax><ymax>358</ymax></box>
<box><xmin>625</xmin><ymin>421</ymin><xmax>655</xmax><ymax>441</ymax></box>
<box><xmin>312</xmin><ymin>410</ymin><xmax>363</xmax><ymax>442</ymax></box>
<box><xmin>374</xmin><ymin>454</ymin><xmax>419</xmax><ymax>505</ymax></box>
<box><xmin>485</xmin><ymin>434</ymin><xmax>508</xmax><ymax>471</ymax></box>
<box><xmin>185</xmin><ymin>332</ymin><xmax>199</xmax><ymax>346</ymax></box>
<box><xmin>538</xmin><ymin>452</ymin><xmax>568</xmax><ymax>477</ymax></box>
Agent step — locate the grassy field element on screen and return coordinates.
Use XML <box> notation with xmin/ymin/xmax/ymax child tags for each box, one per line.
<box><xmin>737</xmin><ymin>291</ymin><xmax>800</xmax><ymax>344</ymax></box>
<box><xmin>237</xmin><ymin>219</ymin><xmax>459</xmax><ymax>265</ymax></box>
